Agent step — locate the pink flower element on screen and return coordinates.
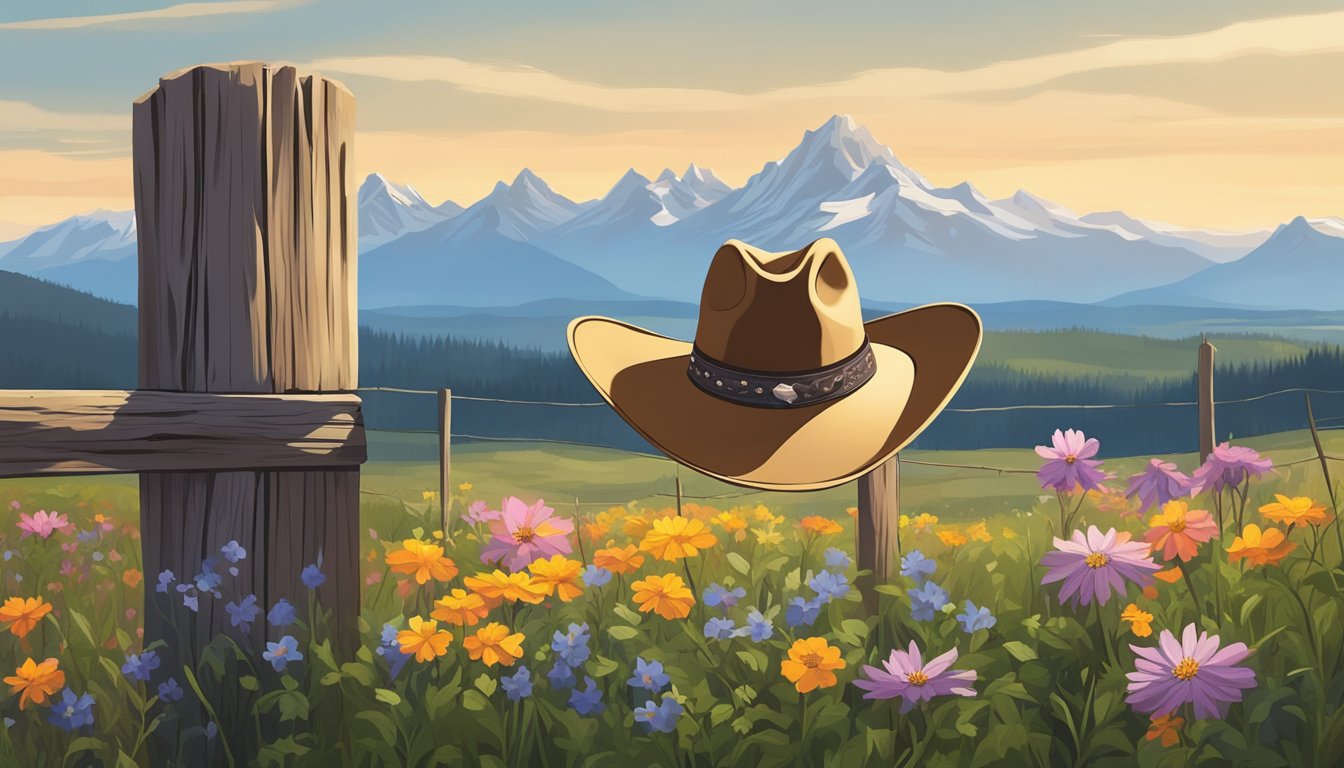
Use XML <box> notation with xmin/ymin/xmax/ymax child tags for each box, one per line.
<box><xmin>1125</xmin><ymin>459</ymin><xmax>1191</xmax><ymax>514</ymax></box>
<box><xmin>1188</xmin><ymin>443</ymin><xmax>1273</xmax><ymax>496</ymax></box>
<box><xmin>17</xmin><ymin>510</ymin><xmax>69</xmax><ymax>539</ymax></box>
<box><xmin>1126</xmin><ymin>623</ymin><xmax>1256</xmax><ymax>720</ymax></box>
<box><xmin>853</xmin><ymin>641</ymin><xmax>977</xmax><ymax>712</ymax></box>
<box><xmin>1035</xmin><ymin>429</ymin><xmax>1109</xmax><ymax>493</ymax></box>
<box><xmin>479</xmin><ymin>497</ymin><xmax>573</xmax><ymax>571</ymax></box>
<box><xmin>1040</xmin><ymin>526</ymin><xmax>1160</xmax><ymax>606</ymax></box>
<box><xmin>464</xmin><ymin>500</ymin><xmax>501</xmax><ymax>525</ymax></box>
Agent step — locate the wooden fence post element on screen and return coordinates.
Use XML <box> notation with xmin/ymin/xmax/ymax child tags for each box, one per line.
<box><xmin>134</xmin><ymin>62</ymin><xmax>361</xmax><ymax>687</ymax></box>
<box><xmin>856</xmin><ymin>455</ymin><xmax>900</xmax><ymax>611</ymax></box>
<box><xmin>439</xmin><ymin>388</ymin><xmax>452</xmax><ymax>530</ymax></box>
<box><xmin>1198</xmin><ymin>337</ymin><xmax>1217</xmax><ymax>462</ymax></box>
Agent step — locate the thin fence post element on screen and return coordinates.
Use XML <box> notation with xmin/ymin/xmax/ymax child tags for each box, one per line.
<box><xmin>674</xmin><ymin>467</ymin><xmax>684</xmax><ymax>516</ymax></box>
<box><xmin>1198</xmin><ymin>336</ymin><xmax>1217</xmax><ymax>462</ymax></box>
<box><xmin>1305</xmin><ymin>394</ymin><xmax>1341</xmax><ymax>519</ymax></box>
<box><xmin>439</xmin><ymin>388</ymin><xmax>451</xmax><ymax>531</ymax></box>
<box><xmin>857</xmin><ymin>454</ymin><xmax>900</xmax><ymax>612</ymax></box>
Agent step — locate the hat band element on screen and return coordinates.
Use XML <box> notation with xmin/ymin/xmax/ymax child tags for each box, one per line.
<box><xmin>687</xmin><ymin>339</ymin><xmax>877</xmax><ymax>408</ymax></box>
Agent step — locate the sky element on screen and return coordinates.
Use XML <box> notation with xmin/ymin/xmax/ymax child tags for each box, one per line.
<box><xmin>0</xmin><ymin>0</ymin><xmax>1341</xmax><ymax>240</ymax></box>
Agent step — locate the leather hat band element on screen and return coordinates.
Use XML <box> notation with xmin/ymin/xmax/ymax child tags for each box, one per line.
<box><xmin>686</xmin><ymin>339</ymin><xmax>877</xmax><ymax>408</ymax></box>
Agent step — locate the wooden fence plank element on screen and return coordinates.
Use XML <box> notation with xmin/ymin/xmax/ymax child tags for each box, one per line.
<box><xmin>856</xmin><ymin>455</ymin><xmax>900</xmax><ymax>611</ymax></box>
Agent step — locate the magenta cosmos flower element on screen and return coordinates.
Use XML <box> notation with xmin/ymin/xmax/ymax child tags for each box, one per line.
<box><xmin>1188</xmin><ymin>443</ymin><xmax>1273</xmax><ymax>496</ymax></box>
<box><xmin>479</xmin><ymin>497</ymin><xmax>574</xmax><ymax>571</ymax></box>
<box><xmin>1040</xmin><ymin>526</ymin><xmax>1160</xmax><ymax>606</ymax></box>
<box><xmin>1126</xmin><ymin>623</ymin><xmax>1255</xmax><ymax>719</ymax></box>
<box><xmin>17</xmin><ymin>509</ymin><xmax>70</xmax><ymax>539</ymax></box>
<box><xmin>853</xmin><ymin>641</ymin><xmax>977</xmax><ymax>712</ymax></box>
<box><xmin>1125</xmin><ymin>459</ymin><xmax>1190</xmax><ymax>514</ymax></box>
<box><xmin>1035</xmin><ymin>429</ymin><xmax>1108</xmax><ymax>493</ymax></box>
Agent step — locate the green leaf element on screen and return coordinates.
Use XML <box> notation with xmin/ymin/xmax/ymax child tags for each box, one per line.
<box><xmin>710</xmin><ymin>702</ymin><xmax>735</xmax><ymax>726</ymax></box>
<box><xmin>1002</xmin><ymin>641</ymin><xmax>1038</xmax><ymax>662</ymax></box>
<box><xmin>840</xmin><ymin>619</ymin><xmax>869</xmax><ymax>641</ymax></box>
<box><xmin>64</xmin><ymin>737</ymin><xmax>106</xmax><ymax>758</ymax></box>
<box><xmin>735</xmin><ymin>650</ymin><xmax>761</xmax><ymax>672</ymax></box>
<box><xmin>341</xmin><ymin>661</ymin><xmax>375</xmax><ymax>687</ymax></box>
<box><xmin>116</xmin><ymin>751</ymin><xmax>139</xmax><ymax>768</ymax></box>
<box><xmin>356</xmin><ymin>710</ymin><xmax>398</xmax><ymax>744</ymax></box>
<box><xmin>1240</xmin><ymin>593</ymin><xmax>1264</xmax><ymax>626</ymax></box>
<box><xmin>588</xmin><ymin>655</ymin><xmax>620</xmax><ymax>678</ymax></box>
<box><xmin>726</xmin><ymin>552</ymin><xmax>751</xmax><ymax>575</ymax></box>
<box><xmin>462</xmin><ymin>689</ymin><xmax>489</xmax><ymax>712</ymax></box>
<box><xmin>612</xmin><ymin>603</ymin><xmax>643</xmax><ymax>625</ymax></box>
<box><xmin>375</xmin><ymin>687</ymin><xmax>402</xmax><ymax>706</ymax></box>
<box><xmin>474</xmin><ymin>673</ymin><xmax>497</xmax><ymax>696</ymax></box>
<box><xmin>607</xmin><ymin>625</ymin><xmax>638</xmax><ymax>641</ymax></box>
<box><xmin>874</xmin><ymin>584</ymin><xmax>903</xmax><ymax>597</ymax></box>
<box><xmin>239</xmin><ymin>675</ymin><xmax>260</xmax><ymax>691</ymax></box>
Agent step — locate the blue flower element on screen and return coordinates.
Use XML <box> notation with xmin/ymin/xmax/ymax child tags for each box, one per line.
<box><xmin>732</xmin><ymin>608</ymin><xmax>774</xmax><ymax>642</ymax></box>
<box><xmin>547</xmin><ymin>660</ymin><xmax>577</xmax><ymax>690</ymax></box>
<box><xmin>550</xmin><ymin>623</ymin><xmax>592</xmax><ymax>667</ymax></box>
<box><xmin>121</xmin><ymin>651</ymin><xmax>161</xmax><ymax>683</ymax></box>
<box><xmin>300</xmin><ymin>563</ymin><xmax>325</xmax><ymax>589</ymax></box>
<box><xmin>220</xmin><ymin>540</ymin><xmax>247</xmax><ymax>564</ymax></box>
<box><xmin>78</xmin><ymin>530</ymin><xmax>99</xmax><ymax>544</ymax></box>
<box><xmin>205</xmin><ymin>721</ymin><xmax>218</xmax><ymax>740</ymax></box>
<box><xmin>824</xmin><ymin>548</ymin><xmax>852</xmax><ymax>571</ymax></box>
<box><xmin>627</xmin><ymin>657</ymin><xmax>669</xmax><ymax>692</ymax></box>
<box><xmin>900</xmin><ymin>550</ymin><xmax>937</xmax><ymax>582</ymax></box>
<box><xmin>193</xmin><ymin>559</ymin><xmax>222</xmax><ymax>594</ymax></box>
<box><xmin>909</xmin><ymin>581</ymin><xmax>949</xmax><ymax>622</ymax></box>
<box><xmin>47</xmin><ymin>689</ymin><xmax>94</xmax><ymax>731</ymax></box>
<box><xmin>807</xmin><ymin>570</ymin><xmax>851</xmax><ymax>604</ymax></box>
<box><xmin>375</xmin><ymin>623</ymin><xmax>411</xmax><ymax>680</ymax></box>
<box><xmin>177</xmin><ymin>586</ymin><xmax>199</xmax><ymax>613</ymax></box>
<box><xmin>785</xmin><ymin>596</ymin><xmax>821</xmax><ymax>628</ymax></box>
<box><xmin>582</xmin><ymin>565</ymin><xmax>613</xmax><ymax>587</ymax></box>
<box><xmin>156</xmin><ymin>569</ymin><xmax>175</xmax><ymax>594</ymax></box>
<box><xmin>263</xmin><ymin>635</ymin><xmax>303</xmax><ymax>672</ymax></box>
<box><xmin>634</xmin><ymin>694</ymin><xmax>683</xmax><ymax>734</ymax></box>
<box><xmin>501</xmin><ymin>665</ymin><xmax>533</xmax><ymax>701</ymax></box>
<box><xmin>225</xmin><ymin>594</ymin><xmax>261</xmax><ymax>632</ymax></box>
<box><xmin>268</xmin><ymin>598</ymin><xmax>297</xmax><ymax>628</ymax></box>
<box><xmin>956</xmin><ymin>600</ymin><xmax>997</xmax><ymax>633</ymax></box>
<box><xmin>703</xmin><ymin>616</ymin><xmax>735</xmax><ymax>640</ymax></box>
<box><xmin>702</xmin><ymin>583</ymin><xmax>746</xmax><ymax>611</ymax></box>
<box><xmin>157</xmin><ymin>678</ymin><xmax>184</xmax><ymax>703</ymax></box>
<box><xmin>568</xmin><ymin>676</ymin><xmax>604</xmax><ymax>717</ymax></box>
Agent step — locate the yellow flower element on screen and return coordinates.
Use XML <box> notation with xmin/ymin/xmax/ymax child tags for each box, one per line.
<box><xmin>458</xmin><ymin>482</ymin><xmax>474</xmax><ymax>492</ymax></box>
<box><xmin>639</xmin><ymin>516</ymin><xmax>718</xmax><ymax>562</ymax></box>
<box><xmin>4</xmin><ymin>657</ymin><xmax>64</xmax><ymax>709</ymax></box>
<box><xmin>800</xmin><ymin>516</ymin><xmax>844</xmax><ymax>536</ymax></box>
<box><xmin>1001</xmin><ymin>527</ymin><xmax>1018</xmax><ymax>540</ymax></box>
<box><xmin>622</xmin><ymin>514</ymin><xmax>653</xmax><ymax>539</ymax></box>
<box><xmin>710</xmin><ymin>511</ymin><xmax>748</xmax><ymax>533</ymax></box>
<box><xmin>937</xmin><ymin>527</ymin><xmax>967</xmax><ymax>547</ymax></box>
<box><xmin>1259</xmin><ymin>495</ymin><xmax>1330</xmax><ymax>528</ymax></box>
<box><xmin>1227</xmin><ymin>524</ymin><xmax>1296</xmax><ymax>567</ymax></box>
<box><xmin>751</xmin><ymin>504</ymin><xmax>776</xmax><ymax>522</ymax></box>
<box><xmin>593</xmin><ymin>544</ymin><xmax>645</xmax><ymax>575</ymax></box>
<box><xmin>464</xmin><ymin>622</ymin><xmax>525</xmax><ymax>667</ymax></box>
<box><xmin>582</xmin><ymin>521</ymin><xmax>610</xmax><ymax>541</ymax></box>
<box><xmin>912</xmin><ymin>513</ymin><xmax>940</xmax><ymax>532</ymax></box>
<box><xmin>422</xmin><ymin>490</ymin><xmax>438</xmax><ymax>501</ymax></box>
<box><xmin>385</xmin><ymin>539</ymin><xmax>458</xmax><ymax>585</ymax></box>
<box><xmin>1120</xmin><ymin>603</ymin><xmax>1154</xmax><ymax>637</ymax></box>
<box><xmin>780</xmin><ymin>637</ymin><xmax>845</xmax><ymax>693</ymax></box>
<box><xmin>397</xmin><ymin>616</ymin><xmax>453</xmax><ymax>663</ymax></box>
<box><xmin>966</xmin><ymin>521</ymin><xmax>993</xmax><ymax>543</ymax></box>
<box><xmin>431</xmin><ymin>588</ymin><xmax>490</xmax><ymax>626</ymax></box>
<box><xmin>898</xmin><ymin>514</ymin><xmax>911</xmax><ymax>529</ymax></box>
<box><xmin>527</xmin><ymin>556</ymin><xmax>584</xmax><ymax>602</ymax></box>
<box><xmin>631</xmin><ymin>573</ymin><xmax>695</xmax><ymax>620</ymax></box>
<box><xmin>846</xmin><ymin>506</ymin><xmax>858</xmax><ymax>519</ymax></box>
<box><xmin>752</xmin><ymin>527</ymin><xmax>783</xmax><ymax>546</ymax></box>
<box><xmin>0</xmin><ymin>597</ymin><xmax>52</xmax><ymax>639</ymax></box>
<box><xmin>463</xmin><ymin>570</ymin><xmax>548</xmax><ymax>608</ymax></box>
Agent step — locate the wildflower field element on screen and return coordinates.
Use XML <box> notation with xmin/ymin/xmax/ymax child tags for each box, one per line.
<box><xmin>2</xmin><ymin>430</ymin><xmax>1343</xmax><ymax>767</ymax></box>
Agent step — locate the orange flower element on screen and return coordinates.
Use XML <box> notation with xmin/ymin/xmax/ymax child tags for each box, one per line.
<box><xmin>593</xmin><ymin>545</ymin><xmax>645</xmax><ymax>575</ymax></box>
<box><xmin>966</xmin><ymin>521</ymin><xmax>993</xmax><ymax>543</ymax></box>
<box><xmin>527</xmin><ymin>556</ymin><xmax>584</xmax><ymax>602</ymax></box>
<box><xmin>846</xmin><ymin>506</ymin><xmax>858</xmax><ymax>519</ymax></box>
<box><xmin>1227</xmin><ymin>524</ymin><xmax>1296</xmax><ymax>567</ymax></box>
<box><xmin>582</xmin><ymin>521</ymin><xmax>610</xmax><ymax>541</ymax></box>
<box><xmin>751</xmin><ymin>505</ymin><xmax>778</xmax><ymax>523</ymax></box>
<box><xmin>1144</xmin><ymin>501</ymin><xmax>1218</xmax><ymax>562</ymax></box>
<box><xmin>630</xmin><ymin>573</ymin><xmax>695</xmax><ymax>620</ymax></box>
<box><xmin>710</xmin><ymin>511</ymin><xmax>747</xmax><ymax>533</ymax></box>
<box><xmin>911</xmin><ymin>513</ymin><xmax>940</xmax><ymax>532</ymax></box>
<box><xmin>463</xmin><ymin>622</ymin><xmax>525</xmax><ymax>667</ymax></box>
<box><xmin>463</xmin><ymin>570</ymin><xmax>548</xmax><ymax>608</ymax></box>
<box><xmin>385</xmin><ymin>539</ymin><xmax>458</xmax><ymax>585</ymax></box>
<box><xmin>0</xmin><ymin>597</ymin><xmax>52</xmax><ymax>639</ymax></box>
<box><xmin>937</xmin><ymin>527</ymin><xmax>968</xmax><ymax>547</ymax></box>
<box><xmin>800</xmin><ymin>516</ymin><xmax>843</xmax><ymax>536</ymax></box>
<box><xmin>431</xmin><ymin>588</ymin><xmax>490</xmax><ymax>626</ymax></box>
<box><xmin>4</xmin><ymin>657</ymin><xmax>64</xmax><ymax>709</ymax></box>
<box><xmin>780</xmin><ymin>637</ymin><xmax>845</xmax><ymax>693</ymax></box>
<box><xmin>1146</xmin><ymin>713</ymin><xmax>1184</xmax><ymax>748</ymax></box>
<box><xmin>396</xmin><ymin>616</ymin><xmax>453</xmax><ymax>662</ymax></box>
<box><xmin>1259</xmin><ymin>495</ymin><xmax>1330</xmax><ymax>529</ymax></box>
<box><xmin>622</xmin><ymin>515</ymin><xmax>653</xmax><ymax>539</ymax></box>
<box><xmin>1154</xmin><ymin>567</ymin><xmax>1183</xmax><ymax>584</ymax></box>
<box><xmin>1120</xmin><ymin>603</ymin><xmax>1154</xmax><ymax>637</ymax></box>
<box><xmin>639</xmin><ymin>516</ymin><xmax>717</xmax><ymax>561</ymax></box>
<box><xmin>120</xmin><ymin>569</ymin><xmax>143</xmax><ymax>588</ymax></box>
<box><xmin>1141</xmin><ymin>585</ymin><xmax>1160</xmax><ymax>600</ymax></box>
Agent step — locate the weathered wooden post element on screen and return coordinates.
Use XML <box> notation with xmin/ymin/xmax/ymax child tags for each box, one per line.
<box><xmin>134</xmin><ymin>62</ymin><xmax>361</xmax><ymax>673</ymax></box>
<box><xmin>439</xmin><ymin>387</ymin><xmax>452</xmax><ymax>529</ymax></box>
<box><xmin>1198</xmin><ymin>336</ymin><xmax>1216</xmax><ymax>462</ymax></box>
<box><xmin>856</xmin><ymin>455</ymin><xmax>899</xmax><ymax>611</ymax></box>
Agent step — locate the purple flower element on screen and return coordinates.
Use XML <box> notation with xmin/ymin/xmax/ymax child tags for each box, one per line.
<box><xmin>550</xmin><ymin>623</ymin><xmax>591</xmax><ymax>667</ymax></box>
<box><xmin>263</xmin><ymin>635</ymin><xmax>303</xmax><ymax>672</ymax></box>
<box><xmin>1125</xmin><ymin>459</ymin><xmax>1191</xmax><ymax>514</ymax></box>
<box><xmin>1126</xmin><ymin>623</ymin><xmax>1256</xmax><ymax>719</ymax></box>
<box><xmin>627</xmin><ymin>657</ymin><xmax>668</xmax><ymax>692</ymax></box>
<box><xmin>853</xmin><ymin>641</ymin><xmax>977</xmax><ymax>712</ymax></box>
<box><xmin>501</xmin><ymin>665</ymin><xmax>533</xmax><ymax>701</ymax></box>
<box><xmin>634</xmin><ymin>694</ymin><xmax>683</xmax><ymax>733</ymax></box>
<box><xmin>568</xmin><ymin>677</ymin><xmax>604</xmax><ymax>717</ymax></box>
<box><xmin>900</xmin><ymin>550</ymin><xmax>936</xmax><ymax>582</ymax></box>
<box><xmin>703</xmin><ymin>616</ymin><xmax>735</xmax><ymax>640</ymax></box>
<box><xmin>376</xmin><ymin>623</ymin><xmax>411</xmax><ymax>679</ymax></box>
<box><xmin>703</xmin><ymin>583</ymin><xmax>745</xmax><ymax>610</ymax></box>
<box><xmin>300</xmin><ymin>563</ymin><xmax>325</xmax><ymax>589</ymax></box>
<box><xmin>268</xmin><ymin>598</ymin><xmax>297</xmax><ymax>628</ymax></box>
<box><xmin>1189</xmin><ymin>443</ymin><xmax>1273</xmax><ymax>496</ymax></box>
<box><xmin>225</xmin><ymin>594</ymin><xmax>261</xmax><ymax>632</ymax></box>
<box><xmin>1035</xmin><ymin>429</ymin><xmax>1109</xmax><ymax>493</ymax></box>
<box><xmin>220</xmin><ymin>540</ymin><xmax>247</xmax><ymax>564</ymax></box>
<box><xmin>157</xmin><ymin>677</ymin><xmax>184</xmax><ymax>703</ymax></box>
<box><xmin>121</xmin><ymin>651</ymin><xmax>160</xmax><ymax>682</ymax></box>
<box><xmin>48</xmin><ymin>689</ymin><xmax>95</xmax><ymax>731</ymax></box>
<box><xmin>824</xmin><ymin>548</ymin><xmax>852</xmax><ymax>571</ymax></box>
<box><xmin>1040</xmin><ymin>526</ymin><xmax>1160</xmax><ymax>606</ymax></box>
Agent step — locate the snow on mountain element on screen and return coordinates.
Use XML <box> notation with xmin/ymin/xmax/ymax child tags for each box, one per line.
<box><xmin>1080</xmin><ymin>211</ymin><xmax>1268</xmax><ymax>263</ymax></box>
<box><xmin>358</xmin><ymin>173</ymin><xmax>457</xmax><ymax>249</ymax></box>
<box><xmin>436</xmin><ymin>168</ymin><xmax>588</xmax><ymax>243</ymax></box>
<box><xmin>0</xmin><ymin>210</ymin><xmax>138</xmax><ymax>303</ymax></box>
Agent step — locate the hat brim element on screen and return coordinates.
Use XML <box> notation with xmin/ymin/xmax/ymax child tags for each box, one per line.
<box><xmin>567</xmin><ymin>303</ymin><xmax>982</xmax><ymax>491</ymax></box>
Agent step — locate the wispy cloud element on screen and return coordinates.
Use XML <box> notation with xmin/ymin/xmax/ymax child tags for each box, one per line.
<box><xmin>0</xmin><ymin>101</ymin><xmax>129</xmax><ymax>132</ymax></box>
<box><xmin>0</xmin><ymin>0</ymin><xmax>305</xmax><ymax>31</ymax></box>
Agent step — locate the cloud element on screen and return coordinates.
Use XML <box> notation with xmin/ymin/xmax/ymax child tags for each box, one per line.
<box><xmin>0</xmin><ymin>100</ymin><xmax>129</xmax><ymax>132</ymax></box>
<box><xmin>0</xmin><ymin>0</ymin><xmax>305</xmax><ymax>30</ymax></box>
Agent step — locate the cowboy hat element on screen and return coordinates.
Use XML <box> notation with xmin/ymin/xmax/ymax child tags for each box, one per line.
<box><xmin>567</xmin><ymin>237</ymin><xmax>981</xmax><ymax>491</ymax></box>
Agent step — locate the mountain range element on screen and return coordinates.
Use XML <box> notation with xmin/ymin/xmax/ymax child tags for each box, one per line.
<box><xmin>2</xmin><ymin>114</ymin><xmax>1340</xmax><ymax>311</ymax></box>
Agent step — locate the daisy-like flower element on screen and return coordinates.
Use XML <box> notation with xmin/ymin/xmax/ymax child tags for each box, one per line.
<box><xmin>1144</xmin><ymin>501</ymin><xmax>1219</xmax><ymax>562</ymax></box>
<box><xmin>463</xmin><ymin>622</ymin><xmax>525</xmax><ymax>667</ymax></box>
<box><xmin>937</xmin><ymin>528</ymin><xmax>967</xmax><ymax>548</ymax></box>
<box><xmin>17</xmin><ymin>510</ymin><xmax>69</xmax><ymax>539</ymax></box>
<box><xmin>385</xmin><ymin>539</ymin><xmax>458</xmax><ymax>585</ymax></box>
<box><xmin>1258</xmin><ymin>495</ymin><xmax>1330</xmax><ymax>529</ymax></box>
<box><xmin>709</xmin><ymin>511</ymin><xmax>747</xmax><ymax>535</ymax></box>
<box><xmin>630</xmin><ymin>573</ymin><xmax>695</xmax><ymax>620</ymax></box>
<box><xmin>527</xmin><ymin>556</ymin><xmax>584</xmax><ymax>602</ymax></box>
<box><xmin>1188</xmin><ymin>443</ymin><xmax>1273</xmax><ymax>496</ymax></box>
<box><xmin>1226</xmin><ymin>524</ymin><xmax>1295</xmax><ymax>567</ymax></box>
<box><xmin>966</xmin><ymin>522</ymin><xmax>993</xmax><ymax>543</ymax></box>
<box><xmin>463</xmin><ymin>570</ymin><xmax>548</xmax><ymax>608</ymax></box>
<box><xmin>462</xmin><ymin>501</ymin><xmax>500</xmax><ymax>525</ymax></box>
<box><xmin>1125</xmin><ymin>459</ymin><xmax>1191</xmax><ymax>514</ymax></box>
<box><xmin>431</xmin><ymin>588</ymin><xmax>490</xmax><ymax>626</ymax></box>
<box><xmin>0</xmin><ymin>596</ymin><xmax>52</xmax><ymax>639</ymax></box>
<box><xmin>1040</xmin><ymin>526</ymin><xmax>1161</xmax><ymax>606</ymax></box>
<box><xmin>780</xmin><ymin>637</ymin><xmax>846</xmax><ymax>693</ymax></box>
<box><xmin>4</xmin><ymin>657</ymin><xmax>64</xmax><ymax>709</ymax></box>
<box><xmin>752</xmin><ymin>528</ymin><xmax>783</xmax><ymax>547</ymax></box>
<box><xmin>853</xmin><ymin>641</ymin><xmax>977</xmax><ymax>712</ymax></box>
<box><xmin>1035</xmin><ymin>429</ymin><xmax>1108</xmax><ymax>493</ymax></box>
<box><xmin>639</xmin><ymin>517</ymin><xmax>717</xmax><ymax>562</ymax></box>
<box><xmin>262</xmin><ymin>635</ymin><xmax>304</xmax><ymax>672</ymax></box>
<box><xmin>800</xmin><ymin>516</ymin><xmax>843</xmax><ymax>536</ymax></box>
<box><xmin>1120</xmin><ymin>603</ymin><xmax>1154</xmax><ymax>637</ymax></box>
<box><xmin>911</xmin><ymin>513</ymin><xmax>940</xmax><ymax>533</ymax></box>
<box><xmin>1126</xmin><ymin>623</ymin><xmax>1255</xmax><ymax>719</ymax></box>
<box><xmin>479</xmin><ymin>497</ymin><xmax>574</xmax><ymax>572</ymax></box>
<box><xmin>592</xmin><ymin>545</ymin><xmax>645</xmax><ymax>575</ymax></box>
<box><xmin>396</xmin><ymin>616</ymin><xmax>453</xmax><ymax>663</ymax></box>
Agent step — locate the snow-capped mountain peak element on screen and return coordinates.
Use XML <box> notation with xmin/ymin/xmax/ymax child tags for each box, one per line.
<box><xmin>357</xmin><ymin>173</ymin><xmax>454</xmax><ymax>248</ymax></box>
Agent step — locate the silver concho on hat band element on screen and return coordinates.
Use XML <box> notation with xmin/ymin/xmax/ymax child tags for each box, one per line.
<box><xmin>686</xmin><ymin>339</ymin><xmax>877</xmax><ymax>409</ymax></box>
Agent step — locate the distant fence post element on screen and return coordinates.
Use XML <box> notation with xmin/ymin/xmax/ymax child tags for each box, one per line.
<box><xmin>1198</xmin><ymin>337</ymin><xmax>1216</xmax><ymax>461</ymax></box>
<box><xmin>856</xmin><ymin>454</ymin><xmax>900</xmax><ymax>611</ymax></box>
<box><xmin>439</xmin><ymin>387</ymin><xmax>452</xmax><ymax>530</ymax></box>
